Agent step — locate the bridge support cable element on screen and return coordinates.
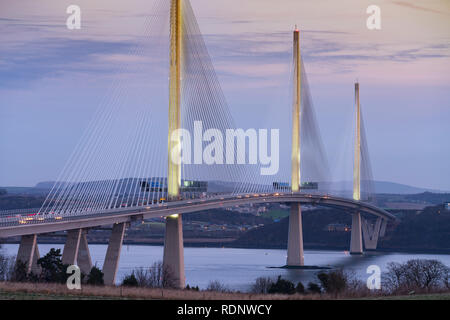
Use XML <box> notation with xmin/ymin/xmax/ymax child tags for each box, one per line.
<box><xmin>16</xmin><ymin>234</ymin><xmax>40</xmax><ymax>274</ymax></box>
<box><xmin>103</xmin><ymin>223</ymin><xmax>127</xmax><ymax>286</ymax></box>
<box><xmin>354</xmin><ymin>82</ymin><xmax>375</xmax><ymax>203</ymax></box>
<box><xmin>31</xmin><ymin>0</ymin><xmax>172</xmax><ymax>219</ymax></box>
<box><xmin>360</xmin><ymin>108</ymin><xmax>376</xmax><ymax>202</ymax></box>
<box><xmin>298</xmin><ymin>59</ymin><xmax>331</xmax><ymax>192</ymax></box>
<box><xmin>179</xmin><ymin>0</ymin><xmax>260</xmax><ymax>194</ymax></box>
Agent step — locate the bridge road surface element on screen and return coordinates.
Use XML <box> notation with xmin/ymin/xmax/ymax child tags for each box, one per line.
<box><xmin>0</xmin><ymin>193</ymin><xmax>396</xmax><ymax>238</ymax></box>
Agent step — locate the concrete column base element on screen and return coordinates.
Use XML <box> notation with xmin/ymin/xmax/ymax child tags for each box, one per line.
<box><xmin>379</xmin><ymin>218</ymin><xmax>387</xmax><ymax>238</ymax></box>
<box><xmin>103</xmin><ymin>223</ymin><xmax>126</xmax><ymax>286</ymax></box>
<box><xmin>286</xmin><ymin>203</ymin><xmax>304</xmax><ymax>266</ymax></box>
<box><xmin>16</xmin><ymin>234</ymin><xmax>40</xmax><ymax>274</ymax></box>
<box><xmin>362</xmin><ymin>217</ymin><xmax>383</xmax><ymax>250</ymax></box>
<box><xmin>350</xmin><ymin>212</ymin><xmax>363</xmax><ymax>254</ymax></box>
<box><xmin>77</xmin><ymin>229</ymin><xmax>92</xmax><ymax>275</ymax></box>
<box><xmin>62</xmin><ymin>229</ymin><xmax>82</xmax><ymax>265</ymax></box>
<box><xmin>163</xmin><ymin>214</ymin><xmax>185</xmax><ymax>289</ymax></box>
<box><xmin>31</xmin><ymin>243</ymin><xmax>41</xmax><ymax>274</ymax></box>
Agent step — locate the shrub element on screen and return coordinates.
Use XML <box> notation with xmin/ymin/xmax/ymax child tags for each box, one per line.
<box><xmin>317</xmin><ymin>270</ymin><xmax>348</xmax><ymax>295</ymax></box>
<box><xmin>268</xmin><ymin>276</ymin><xmax>296</xmax><ymax>295</ymax></box>
<box><xmin>307</xmin><ymin>282</ymin><xmax>321</xmax><ymax>294</ymax></box>
<box><xmin>185</xmin><ymin>284</ymin><xmax>199</xmax><ymax>291</ymax></box>
<box><xmin>37</xmin><ymin>248</ymin><xmax>69</xmax><ymax>283</ymax></box>
<box><xmin>122</xmin><ymin>273</ymin><xmax>138</xmax><ymax>287</ymax></box>
<box><xmin>87</xmin><ymin>266</ymin><xmax>104</xmax><ymax>286</ymax></box>
<box><xmin>295</xmin><ymin>281</ymin><xmax>305</xmax><ymax>294</ymax></box>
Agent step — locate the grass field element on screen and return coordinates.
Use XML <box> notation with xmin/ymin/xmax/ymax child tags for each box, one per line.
<box><xmin>1</xmin><ymin>282</ymin><xmax>449</xmax><ymax>300</ymax></box>
<box><xmin>0</xmin><ymin>282</ymin><xmax>312</xmax><ymax>300</ymax></box>
<box><xmin>261</xmin><ymin>209</ymin><xmax>289</xmax><ymax>220</ymax></box>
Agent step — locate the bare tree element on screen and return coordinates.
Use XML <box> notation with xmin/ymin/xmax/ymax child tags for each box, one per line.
<box><xmin>384</xmin><ymin>259</ymin><xmax>449</xmax><ymax>293</ymax></box>
<box><xmin>251</xmin><ymin>277</ymin><xmax>274</xmax><ymax>294</ymax></box>
<box><xmin>129</xmin><ymin>261</ymin><xmax>177</xmax><ymax>289</ymax></box>
<box><xmin>134</xmin><ymin>267</ymin><xmax>151</xmax><ymax>287</ymax></box>
<box><xmin>160</xmin><ymin>262</ymin><xmax>177</xmax><ymax>289</ymax></box>
<box><xmin>206</xmin><ymin>280</ymin><xmax>230</xmax><ymax>293</ymax></box>
<box><xmin>0</xmin><ymin>245</ymin><xmax>15</xmax><ymax>281</ymax></box>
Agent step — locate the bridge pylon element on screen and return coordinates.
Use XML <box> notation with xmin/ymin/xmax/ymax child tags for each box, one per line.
<box><xmin>350</xmin><ymin>82</ymin><xmax>363</xmax><ymax>254</ymax></box>
<box><xmin>163</xmin><ymin>0</ymin><xmax>185</xmax><ymax>289</ymax></box>
<box><xmin>287</xmin><ymin>28</ymin><xmax>305</xmax><ymax>266</ymax></box>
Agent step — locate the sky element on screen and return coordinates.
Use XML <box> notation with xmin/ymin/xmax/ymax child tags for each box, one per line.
<box><xmin>0</xmin><ymin>0</ymin><xmax>449</xmax><ymax>190</ymax></box>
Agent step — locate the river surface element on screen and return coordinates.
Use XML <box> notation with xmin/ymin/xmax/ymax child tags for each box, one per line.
<box><xmin>2</xmin><ymin>244</ymin><xmax>449</xmax><ymax>292</ymax></box>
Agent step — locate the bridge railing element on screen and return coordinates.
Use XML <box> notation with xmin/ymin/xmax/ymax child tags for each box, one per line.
<box><xmin>0</xmin><ymin>192</ymin><xmax>395</xmax><ymax>228</ymax></box>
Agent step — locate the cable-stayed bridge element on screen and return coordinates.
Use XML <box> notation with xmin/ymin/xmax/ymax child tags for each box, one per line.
<box><xmin>0</xmin><ymin>0</ymin><xmax>396</xmax><ymax>288</ymax></box>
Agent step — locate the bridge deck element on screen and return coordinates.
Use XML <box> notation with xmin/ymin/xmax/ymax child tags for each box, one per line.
<box><xmin>0</xmin><ymin>193</ymin><xmax>396</xmax><ymax>238</ymax></box>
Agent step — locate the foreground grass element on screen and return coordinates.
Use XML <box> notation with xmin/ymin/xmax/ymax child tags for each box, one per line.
<box><xmin>0</xmin><ymin>290</ymin><xmax>116</xmax><ymax>300</ymax></box>
<box><xmin>1</xmin><ymin>282</ymin><xmax>449</xmax><ymax>300</ymax></box>
<box><xmin>0</xmin><ymin>282</ymin><xmax>319</xmax><ymax>300</ymax></box>
<box><xmin>369</xmin><ymin>292</ymin><xmax>450</xmax><ymax>300</ymax></box>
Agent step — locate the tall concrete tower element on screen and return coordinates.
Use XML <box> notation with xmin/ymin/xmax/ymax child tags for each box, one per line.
<box><xmin>291</xmin><ymin>29</ymin><xmax>301</xmax><ymax>192</ymax></box>
<box><xmin>287</xmin><ymin>28</ymin><xmax>304</xmax><ymax>266</ymax></box>
<box><xmin>168</xmin><ymin>0</ymin><xmax>183</xmax><ymax>200</ymax></box>
<box><xmin>164</xmin><ymin>0</ymin><xmax>185</xmax><ymax>288</ymax></box>
<box><xmin>353</xmin><ymin>82</ymin><xmax>361</xmax><ymax>201</ymax></box>
<box><xmin>350</xmin><ymin>82</ymin><xmax>363</xmax><ymax>254</ymax></box>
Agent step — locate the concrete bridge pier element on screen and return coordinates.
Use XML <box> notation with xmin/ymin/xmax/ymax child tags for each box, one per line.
<box><xmin>103</xmin><ymin>222</ymin><xmax>126</xmax><ymax>286</ymax></box>
<box><xmin>362</xmin><ymin>217</ymin><xmax>383</xmax><ymax>250</ymax></box>
<box><xmin>350</xmin><ymin>212</ymin><xmax>363</xmax><ymax>254</ymax></box>
<box><xmin>163</xmin><ymin>214</ymin><xmax>185</xmax><ymax>289</ymax></box>
<box><xmin>16</xmin><ymin>234</ymin><xmax>40</xmax><ymax>274</ymax></box>
<box><xmin>379</xmin><ymin>218</ymin><xmax>387</xmax><ymax>237</ymax></box>
<box><xmin>287</xmin><ymin>203</ymin><xmax>304</xmax><ymax>266</ymax></box>
<box><xmin>61</xmin><ymin>228</ymin><xmax>92</xmax><ymax>275</ymax></box>
<box><xmin>62</xmin><ymin>229</ymin><xmax>82</xmax><ymax>265</ymax></box>
<box><xmin>77</xmin><ymin>229</ymin><xmax>92</xmax><ymax>275</ymax></box>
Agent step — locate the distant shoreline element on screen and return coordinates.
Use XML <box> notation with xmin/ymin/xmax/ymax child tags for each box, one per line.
<box><xmin>2</xmin><ymin>238</ymin><xmax>449</xmax><ymax>255</ymax></box>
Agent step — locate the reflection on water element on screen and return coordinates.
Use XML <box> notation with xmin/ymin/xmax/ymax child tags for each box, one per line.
<box><xmin>2</xmin><ymin>244</ymin><xmax>449</xmax><ymax>292</ymax></box>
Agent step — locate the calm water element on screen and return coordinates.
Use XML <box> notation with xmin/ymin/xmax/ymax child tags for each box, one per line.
<box><xmin>2</xmin><ymin>244</ymin><xmax>450</xmax><ymax>292</ymax></box>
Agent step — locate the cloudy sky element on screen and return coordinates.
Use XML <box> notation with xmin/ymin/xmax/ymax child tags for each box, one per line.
<box><xmin>0</xmin><ymin>0</ymin><xmax>449</xmax><ymax>190</ymax></box>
